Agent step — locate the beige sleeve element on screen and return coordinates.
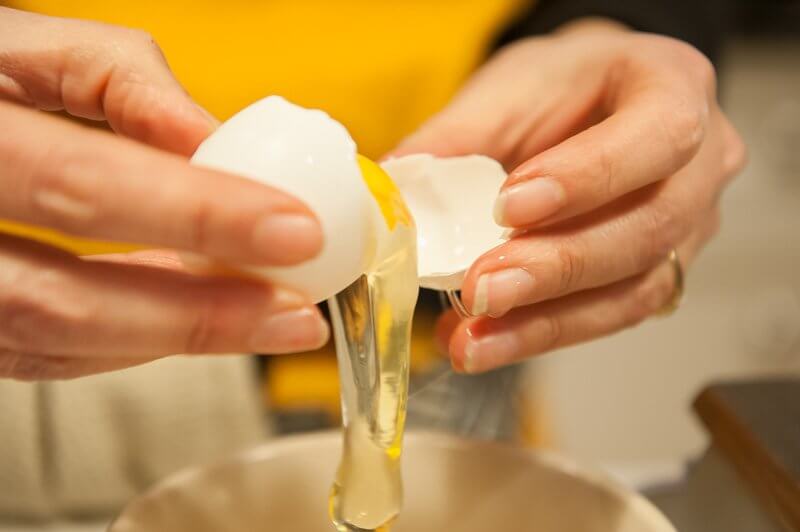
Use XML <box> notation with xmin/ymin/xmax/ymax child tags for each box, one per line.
<box><xmin>0</xmin><ymin>355</ymin><xmax>267</xmax><ymax>520</ymax></box>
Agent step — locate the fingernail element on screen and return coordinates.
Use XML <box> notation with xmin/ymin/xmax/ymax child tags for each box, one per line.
<box><xmin>463</xmin><ymin>330</ymin><xmax>520</xmax><ymax>374</ymax></box>
<box><xmin>493</xmin><ymin>178</ymin><xmax>566</xmax><ymax>227</ymax></box>
<box><xmin>472</xmin><ymin>268</ymin><xmax>534</xmax><ymax>318</ymax></box>
<box><xmin>252</xmin><ymin>214</ymin><xmax>323</xmax><ymax>265</ymax></box>
<box><xmin>250</xmin><ymin>307</ymin><xmax>330</xmax><ymax>353</ymax></box>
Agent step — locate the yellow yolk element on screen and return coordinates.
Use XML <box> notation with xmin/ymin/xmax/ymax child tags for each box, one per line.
<box><xmin>357</xmin><ymin>155</ymin><xmax>412</xmax><ymax>231</ymax></box>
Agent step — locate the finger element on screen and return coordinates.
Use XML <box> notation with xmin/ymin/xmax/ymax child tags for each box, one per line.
<box><xmin>464</xmin><ymin>106</ymin><xmax>734</xmax><ymax>318</ymax></box>
<box><xmin>464</xmin><ymin>185</ymin><xmax>684</xmax><ymax>318</ymax></box>
<box><xmin>719</xmin><ymin>111</ymin><xmax>748</xmax><ymax>178</ymax></box>
<box><xmin>0</xmin><ymin>350</ymin><xmax>159</xmax><ymax>381</ymax></box>
<box><xmin>84</xmin><ymin>248</ymin><xmax>186</xmax><ymax>271</ymax></box>
<box><xmin>449</xmin><ymin>212</ymin><xmax>719</xmax><ymax>373</ymax></box>
<box><xmin>0</xmin><ymin>234</ymin><xmax>329</xmax><ymax>358</ymax></box>
<box><xmin>0</xmin><ymin>101</ymin><xmax>323</xmax><ymax>266</ymax></box>
<box><xmin>434</xmin><ymin>308</ymin><xmax>460</xmax><ymax>355</ymax></box>
<box><xmin>494</xmin><ymin>44</ymin><xmax>716</xmax><ymax>228</ymax></box>
<box><xmin>0</xmin><ymin>6</ymin><xmax>216</xmax><ymax>155</ymax></box>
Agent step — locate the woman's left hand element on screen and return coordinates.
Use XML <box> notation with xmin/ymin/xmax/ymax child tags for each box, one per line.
<box><xmin>389</xmin><ymin>19</ymin><xmax>746</xmax><ymax>373</ymax></box>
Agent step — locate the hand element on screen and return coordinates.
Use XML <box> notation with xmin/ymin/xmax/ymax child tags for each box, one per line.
<box><xmin>0</xmin><ymin>8</ymin><xmax>329</xmax><ymax>380</ymax></box>
<box><xmin>391</xmin><ymin>19</ymin><xmax>746</xmax><ymax>373</ymax></box>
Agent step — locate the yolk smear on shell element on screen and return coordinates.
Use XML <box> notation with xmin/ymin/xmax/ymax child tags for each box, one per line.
<box><xmin>357</xmin><ymin>155</ymin><xmax>412</xmax><ymax>230</ymax></box>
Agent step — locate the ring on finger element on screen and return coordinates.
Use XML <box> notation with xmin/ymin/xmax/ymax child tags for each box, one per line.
<box><xmin>656</xmin><ymin>249</ymin><xmax>684</xmax><ymax>317</ymax></box>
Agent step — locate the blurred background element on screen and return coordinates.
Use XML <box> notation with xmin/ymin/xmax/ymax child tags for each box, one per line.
<box><xmin>0</xmin><ymin>0</ymin><xmax>798</xmax><ymax>530</ymax></box>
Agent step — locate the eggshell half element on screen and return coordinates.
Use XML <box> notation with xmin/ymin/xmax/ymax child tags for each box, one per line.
<box><xmin>381</xmin><ymin>154</ymin><xmax>507</xmax><ymax>291</ymax></box>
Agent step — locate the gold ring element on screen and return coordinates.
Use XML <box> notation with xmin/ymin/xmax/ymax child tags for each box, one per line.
<box><xmin>657</xmin><ymin>249</ymin><xmax>684</xmax><ymax>317</ymax></box>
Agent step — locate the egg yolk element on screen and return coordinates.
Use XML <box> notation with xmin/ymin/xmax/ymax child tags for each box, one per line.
<box><xmin>357</xmin><ymin>155</ymin><xmax>413</xmax><ymax>231</ymax></box>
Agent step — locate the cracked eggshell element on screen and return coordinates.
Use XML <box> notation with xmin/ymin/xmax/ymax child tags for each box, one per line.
<box><xmin>190</xmin><ymin>96</ymin><xmax>378</xmax><ymax>303</ymax></box>
<box><xmin>381</xmin><ymin>154</ymin><xmax>507</xmax><ymax>292</ymax></box>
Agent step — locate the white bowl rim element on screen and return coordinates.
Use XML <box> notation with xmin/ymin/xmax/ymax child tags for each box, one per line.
<box><xmin>109</xmin><ymin>430</ymin><xmax>676</xmax><ymax>532</ymax></box>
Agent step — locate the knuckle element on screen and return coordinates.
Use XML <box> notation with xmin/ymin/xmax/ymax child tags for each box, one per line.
<box><xmin>102</xmin><ymin>30</ymin><xmax>169</xmax><ymax>130</ymax></box>
<box><xmin>723</xmin><ymin>126</ymin><xmax>748</xmax><ymax>177</ymax></box>
<box><xmin>628</xmin><ymin>272</ymin><xmax>674</xmax><ymax>324</ymax></box>
<box><xmin>125</xmin><ymin>28</ymin><xmax>163</xmax><ymax>55</ymax></box>
<box><xmin>186</xmin><ymin>200</ymin><xmax>215</xmax><ymax>254</ymax></box>
<box><xmin>533</xmin><ymin>314</ymin><xmax>564</xmax><ymax>354</ymax></box>
<box><xmin>692</xmin><ymin>54</ymin><xmax>717</xmax><ymax>92</ymax></box>
<box><xmin>639</xmin><ymin>202</ymin><xmax>681</xmax><ymax>268</ymax></box>
<box><xmin>0</xmin><ymin>269</ymin><xmax>91</xmax><ymax>352</ymax></box>
<box><xmin>109</xmin><ymin>29</ymin><xmax>168</xmax><ymax>82</ymax></box>
<box><xmin>181</xmin><ymin>281</ymin><xmax>267</xmax><ymax>353</ymax></box>
<box><xmin>183</xmin><ymin>297</ymin><xmax>218</xmax><ymax>353</ymax></box>
<box><xmin>682</xmin><ymin>47</ymin><xmax>716</xmax><ymax>90</ymax></box>
<box><xmin>555</xmin><ymin>243</ymin><xmax>586</xmax><ymax>295</ymax></box>
<box><xmin>660</xmin><ymin>101</ymin><xmax>707</xmax><ymax>163</ymax></box>
<box><xmin>109</xmin><ymin>82</ymin><xmax>161</xmax><ymax>143</ymax></box>
<box><xmin>640</xmin><ymin>240</ymin><xmax>670</xmax><ymax>274</ymax></box>
<box><xmin>655</xmin><ymin>37</ymin><xmax>717</xmax><ymax>90</ymax></box>
<box><xmin>595</xmin><ymin>141</ymin><xmax>616</xmax><ymax>198</ymax></box>
<box><xmin>27</xmin><ymin>146</ymin><xmax>100</xmax><ymax>231</ymax></box>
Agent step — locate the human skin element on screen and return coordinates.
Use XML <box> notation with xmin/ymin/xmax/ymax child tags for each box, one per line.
<box><xmin>0</xmin><ymin>7</ymin><xmax>330</xmax><ymax>380</ymax></box>
<box><xmin>391</xmin><ymin>19</ymin><xmax>747</xmax><ymax>373</ymax></box>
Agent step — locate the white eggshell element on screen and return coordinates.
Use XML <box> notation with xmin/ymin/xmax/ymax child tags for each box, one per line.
<box><xmin>191</xmin><ymin>96</ymin><xmax>376</xmax><ymax>303</ymax></box>
<box><xmin>381</xmin><ymin>154</ymin><xmax>507</xmax><ymax>291</ymax></box>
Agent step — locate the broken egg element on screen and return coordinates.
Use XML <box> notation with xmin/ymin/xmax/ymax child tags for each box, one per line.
<box><xmin>188</xmin><ymin>96</ymin><xmax>506</xmax><ymax>301</ymax></box>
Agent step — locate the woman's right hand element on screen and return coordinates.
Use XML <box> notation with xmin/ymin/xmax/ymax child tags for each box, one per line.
<box><xmin>0</xmin><ymin>7</ymin><xmax>329</xmax><ymax>380</ymax></box>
